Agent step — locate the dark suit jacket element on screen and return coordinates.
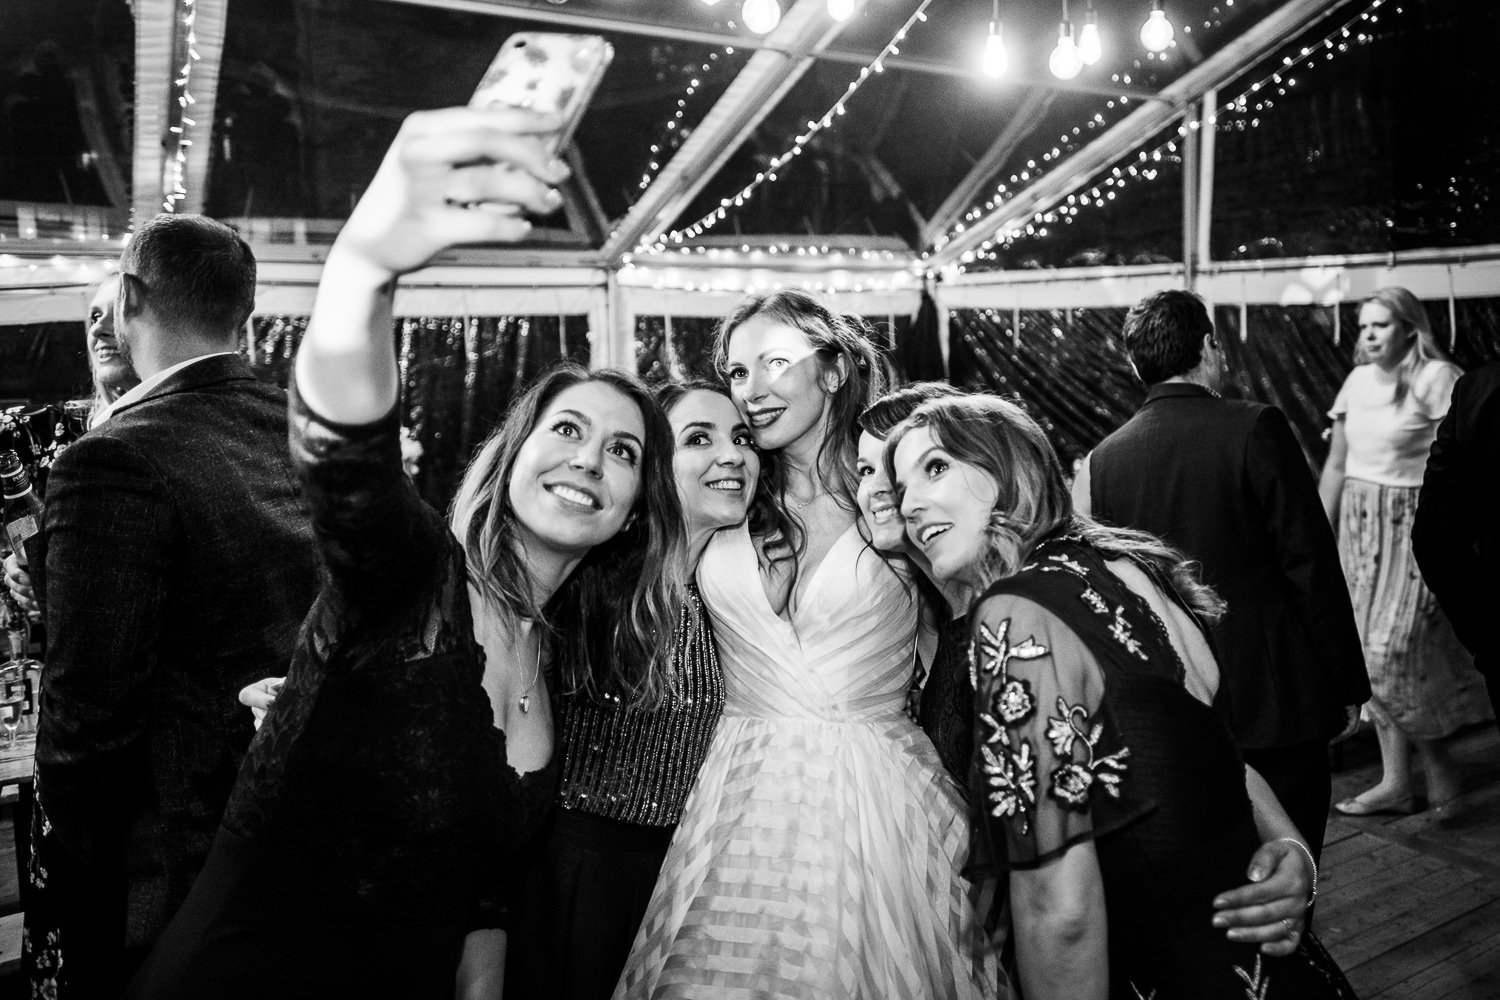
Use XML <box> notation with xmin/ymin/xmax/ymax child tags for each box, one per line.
<box><xmin>1088</xmin><ymin>382</ymin><xmax>1369</xmax><ymax>749</ymax></box>
<box><xmin>35</xmin><ymin>353</ymin><xmax>321</xmax><ymax>952</ymax></box>
<box><xmin>1414</xmin><ymin>360</ymin><xmax>1500</xmax><ymax>677</ymax></box>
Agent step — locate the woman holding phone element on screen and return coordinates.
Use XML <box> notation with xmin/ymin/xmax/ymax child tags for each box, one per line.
<box><xmin>127</xmin><ymin>105</ymin><xmax>682</xmax><ymax>1000</ymax></box>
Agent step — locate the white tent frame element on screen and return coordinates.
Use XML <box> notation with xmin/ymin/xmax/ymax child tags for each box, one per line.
<box><xmin>4</xmin><ymin>0</ymin><xmax>1496</xmax><ymax>366</ymax></box>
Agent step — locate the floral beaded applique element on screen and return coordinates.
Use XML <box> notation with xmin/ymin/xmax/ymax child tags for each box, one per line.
<box><xmin>972</xmin><ymin>618</ymin><xmax>1052</xmax><ymax>834</ymax></box>
<box><xmin>1043</xmin><ymin>697</ymin><xmax>1130</xmax><ymax>808</ymax></box>
<box><xmin>1079</xmin><ymin>587</ymin><xmax>1109</xmax><ymax>617</ymax></box>
<box><xmin>1108</xmin><ymin>605</ymin><xmax>1149</xmax><ymax>661</ymax></box>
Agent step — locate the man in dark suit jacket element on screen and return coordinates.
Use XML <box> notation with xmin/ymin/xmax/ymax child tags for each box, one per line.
<box><xmin>1414</xmin><ymin>360</ymin><xmax>1500</xmax><ymax>733</ymax></box>
<box><xmin>32</xmin><ymin>214</ymin><xmax>320</xmax><ymax>998</ymax></box>
<box><xmin>1073</xmin><ymin>289</ymin><xmax>1369</xmax><ymax>860</ymax></box>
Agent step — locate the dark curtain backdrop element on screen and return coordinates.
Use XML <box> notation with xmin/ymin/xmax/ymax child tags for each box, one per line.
<box><xmin>247</xmin><ymin>314</ymin><xmax>590</xmax><ymax>508</ymax></box>
<box><xmin>949</xmin><ymin>298</ymin><xmax>1500</xmax><ymax>474</ymax></box>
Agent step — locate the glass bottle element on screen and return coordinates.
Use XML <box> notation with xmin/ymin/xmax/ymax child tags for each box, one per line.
<box><xmin>1</xmin><ymin>450</ymin><xmax>44</xmax><ymax>568</ymax></box>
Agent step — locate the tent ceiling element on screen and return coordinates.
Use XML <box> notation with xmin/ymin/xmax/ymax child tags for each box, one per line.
<box><xmin>5</xmin><ymin>0</ymin><xmax>1493</xmax><ymax>275</ymax></box>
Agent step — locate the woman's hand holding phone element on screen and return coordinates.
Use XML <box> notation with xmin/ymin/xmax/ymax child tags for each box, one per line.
<box><xmin>329</xmin><ymin>106</ymin><xmax>571</xmax><ymax>281</ymax></box>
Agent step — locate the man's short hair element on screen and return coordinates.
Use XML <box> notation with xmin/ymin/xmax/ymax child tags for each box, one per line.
<box><xmin>1121</xmin><ymin>289</ymin><xmax>1213</xmax><ymax>385</ymax></box>
<box><xmin>120</xmin><ymin>214</ymin><xmax>256</xmax><ymax>342</ymax></box>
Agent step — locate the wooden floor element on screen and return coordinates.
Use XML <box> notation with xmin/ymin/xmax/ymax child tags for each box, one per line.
<box><xmin>1320</xmin><ymin>721</ymin><xmax>1500</xmax><ymax>998</ymax></box>
<box><xmin>0</xmin><ymin>727</ymin><xmax>1489</xmax><ymax>996</ymax></box>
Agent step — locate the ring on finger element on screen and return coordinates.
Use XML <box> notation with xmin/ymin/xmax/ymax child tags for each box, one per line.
<box><xmin>1280</xmin><ymin>917</ymin><xmax>1296</xmax><ymax>938</ymax></box>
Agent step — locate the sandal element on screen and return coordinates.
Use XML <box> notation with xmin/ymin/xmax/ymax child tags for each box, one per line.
<box><xmin>1333</xmin><ymin>791</ymin><xmax>1422</xmax><ymax>816</ymax></box>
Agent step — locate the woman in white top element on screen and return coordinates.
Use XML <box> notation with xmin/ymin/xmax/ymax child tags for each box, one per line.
<box><xmin>1319</xmin><ymin>286</ymin><xmax>1488</xmax><ymax>818</ymax></box>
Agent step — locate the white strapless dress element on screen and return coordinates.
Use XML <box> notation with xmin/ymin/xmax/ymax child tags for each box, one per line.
<box><xmin>615</xmin><ymin>523</ymin><xmax>1001</xmax><ymax>1000</ymax></box>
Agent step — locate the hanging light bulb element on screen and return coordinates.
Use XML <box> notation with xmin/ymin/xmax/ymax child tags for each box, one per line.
<box><xmin>982</xmin><ymin>0</ymin><xmax>1008</xmax><ymax>78</ymax></box>
<box><xmin>1049</xmin><ymin>18</ymin><xmax>1083</xmax><ymax>80</ymax></box>
<box><xmin>827</xmin><ymin>0</ymin><xmax>855</xmax><ymax>21</ymax></box>
<box><xmin>742</xmin><ymin>0</ymin><xmax>781</xmax><ymax>33</ymax></box>
<box><xmin>1078</xmin><ymin>1</ymin><xmax>1102</xmax><ymax>65</ymax></box>
<box><xmin>1140</xmin><ymin>0</ymin><xmax>1174</xmax><ymax>52</ymax></box>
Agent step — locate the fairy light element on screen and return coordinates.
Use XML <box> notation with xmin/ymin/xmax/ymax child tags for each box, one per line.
<box><xmin>950</xmin><ymin>0</ymin><xmax>1400</xmax><ymax>271</ymax></box>
<box><xmin>933</xmin><ymin>0</ymin><xmax>1397</xmax><ymax>266</ymax></box>
<box><xmin>163</xmin><ymin>0</ymin><xmax>201</xmax><ymax>213</ymax></box>
<box><xmin>634</xmin><ymin>48</ymin><xmax>738</xmax><ymax>195</ymax></box>
<box><xmin>637</xmin><ymin>1</ymin><xmax>936</xmax><ymax>256</ymax></box>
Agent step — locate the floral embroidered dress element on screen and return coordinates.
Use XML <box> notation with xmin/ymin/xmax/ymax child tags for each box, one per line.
<box><xmin>970</xmin><ymin>535</ymin><xmax>1355</xmax><ymax>1000</ymax></box>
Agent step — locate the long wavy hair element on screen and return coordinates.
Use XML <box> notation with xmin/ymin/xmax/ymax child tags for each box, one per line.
<box><xmin>1360</xmin><ymin>286</ymin><xmax>1454</xmax><ymax>407</ymax></box>
<box><xmin>449</xmin><ymin>362</ymin><xmax>685</xmax><ymax>705</ymax></box>
<box><xmin>884</xmin><ymin>394</ymin><xmax>1225</xmax><ymax>624</ymax></box>
<box><xmin>713</xmin><ymin>290</ymin><xmax>890</xmax><ymax>582</ymax></box>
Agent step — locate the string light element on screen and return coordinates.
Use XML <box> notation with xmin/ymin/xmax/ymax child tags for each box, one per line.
<box><xmin>1049</xmin><ymin>2</ymin><xmax>1084</xmax><ymax>81</ymax></box>
<box><xmin>1140</xmin><ymin>0</ymin><xmax>1175</xmax><ymax>53</ymax></box>
<box><xmin>982</xmin><ymin>0</ymin><xmax>1008</xmax><ymax>78</ymax></box>
<box><xmin>632</xmin><ymin>48</ymin><xmax>738</xmax><ymax>195</ymax></box>
<box><xmin>638</xmin><ymin>1</ymin><xmax>936</xmax><ymax>255</ymax></box>
<box><xmin>163</xmin><ymin>0</ymin><xmax>200</xmax><ymax>214</ymax></box>
<box><xmin>952</xmin><ymin>0</ymin><xmax>1399</xmax><ymax>270</ymax></box>
<box><xmin>827</xmin><ymin>0</ymin><xmax>856</xmax><ymax>22</ymax></box>
<box><xmin>741</xmin><ymin>0</ymin><xmax>781</xmax><ymax>35</ymax></box>
<box><xmin>1078</xmin><ymin>0</ymin><xmax>1103</xmax><ymax>65</ymax></box>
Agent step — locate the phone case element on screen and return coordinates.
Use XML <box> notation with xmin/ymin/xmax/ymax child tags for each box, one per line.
<box><xmin>470</xmin><ymin>33</ymin><xmax>615</xmax><ymax>155</ymax></box>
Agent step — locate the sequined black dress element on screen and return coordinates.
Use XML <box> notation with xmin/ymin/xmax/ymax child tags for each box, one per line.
<box><xmin>507</xmin><ymin>583</ymin><xmax>725</xmax><ymax>1000</ymax></box>
<box><xmin>125</xmin><ymin>389</ymin><xmax>560</xmax><ymax>1000</ymax></box>
<box><xmin>970</xmin><ymin>535</ymin><xmax>1355</xmax><ymax>999</ymax></box>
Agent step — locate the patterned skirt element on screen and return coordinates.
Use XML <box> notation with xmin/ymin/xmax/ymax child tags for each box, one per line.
<box><xmin>1338</xmin><ymin>478</ymin><xmax>1491</xmax><ymax>739</ymax></box>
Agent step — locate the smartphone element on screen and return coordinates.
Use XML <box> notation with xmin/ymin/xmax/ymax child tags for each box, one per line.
<box><xmin>469</xmin><ymin>33</ymin><xmax>615</xmax><ymax>157</ymax></box>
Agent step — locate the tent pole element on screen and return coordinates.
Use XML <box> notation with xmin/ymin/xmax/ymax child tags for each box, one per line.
<box><xmin>1182</xmin><ymin>102</ymin><xmax>1200</xmax><ymax>292</ymax></box>
<box><xmin>1197</xmin><ymin>89</ymin><xmax>1218</xmax><ymax>273</ymax></box>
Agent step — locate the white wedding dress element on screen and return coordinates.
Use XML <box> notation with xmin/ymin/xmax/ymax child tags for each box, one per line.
<box><xmin>615</xmin><ymin>523</ymin><xmax>1001</xmax><ymax>1000</ymax></box>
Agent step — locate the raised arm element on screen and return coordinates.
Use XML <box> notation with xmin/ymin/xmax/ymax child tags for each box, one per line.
<box><xmin>297</xmin><ymin>106</ymin><xmax>568</xmax><ymax>425</ymax></box>
<box><xmin>289</xmin><ymin>107</ymin><xmax>569</xmax><ymax>609</ymax></box>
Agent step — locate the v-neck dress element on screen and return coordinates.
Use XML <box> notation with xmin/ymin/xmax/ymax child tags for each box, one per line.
<box><xmin>615</xmin><ymin>523</ymin><xmax>1001</xmax><ymax>999</ymax></box>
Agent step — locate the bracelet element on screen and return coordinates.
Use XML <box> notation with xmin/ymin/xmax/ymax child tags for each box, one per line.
<box><xmin>1275</xmin><ymin>837</ymin><xmax>1318</xmax><ymax>909</ymax></box>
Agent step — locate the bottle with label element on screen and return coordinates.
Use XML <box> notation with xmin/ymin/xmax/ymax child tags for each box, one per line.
<box><xmin>1</xmin><ymin>450</ymin><xmax>44</xmax><ymax>568</ymax></box>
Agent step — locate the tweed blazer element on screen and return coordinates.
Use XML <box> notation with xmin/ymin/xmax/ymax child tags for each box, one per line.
<box><xmin>1087</xmin><ymin>382</ymin><xmax>1370</xmax><ymax>749</ymax></box>
<box><xmin>35</xmin><ymin>352</ymin><xmax>321</xmax><ymax>949</ymax></box>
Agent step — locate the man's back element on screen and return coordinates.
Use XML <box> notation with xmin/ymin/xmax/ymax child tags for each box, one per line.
<box><xmin>1088</xmin><ymin>383</ymin><xmax>1367</xmax><ymax>749</ymax></box>
<box><xmin>37</xmin><ymin>354</ymin><xmax>320</xmax><ymax>960</ymax></box>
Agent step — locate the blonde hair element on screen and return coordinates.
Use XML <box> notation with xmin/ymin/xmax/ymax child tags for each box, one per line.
<box><xmin>1361</xmin><ymin>286</ymin><xmax>1454</xmax><ymax>407</ymax></box>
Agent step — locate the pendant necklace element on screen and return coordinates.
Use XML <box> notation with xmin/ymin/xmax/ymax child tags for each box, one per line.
<box><xmin>518</xmin><ymin>628</ymin><xmax>542</xmax><ymax>714</ymax></box>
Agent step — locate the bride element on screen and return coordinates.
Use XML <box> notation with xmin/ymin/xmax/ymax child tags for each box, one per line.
<box><xmin>615</xmin><ymin>290</ymin><xmax>1000</xmax><ymax>999</ymax></box>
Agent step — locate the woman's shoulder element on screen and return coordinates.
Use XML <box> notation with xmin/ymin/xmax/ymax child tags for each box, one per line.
<box><xmin>1415</xmin><ymin>357</ymin><xmax>1463</xmax><ymax>392</ymax></box>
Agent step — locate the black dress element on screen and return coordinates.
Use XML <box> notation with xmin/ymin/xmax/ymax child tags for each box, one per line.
<box><xmin>506</xmin><ymin>584</ymin><xmax>725</xmax><ymax>1000</ymax></box>
<box><xmin>125</xmin><ymin>389</ymin><xmax>560</xmax><ymax>1000</ymax></box>
<box><xmin>920</xmin><ymin>612</ymin><xmax>976</xmax><ymax>790</ymax></box>
<box><xmin>969</xmin><ymin>535</ymin><xmax>1355</xmax><ymax>999</ymax></box>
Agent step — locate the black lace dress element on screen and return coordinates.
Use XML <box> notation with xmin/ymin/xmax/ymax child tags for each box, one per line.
<box><xmin>125</xmin><ymin>390</ymin><xmax>560</xmax><ymax>1000</ymax></box>
<box><xmin>920</xmin><ymin>612</ymin><xmax>976</xmax><ymax>790</ymax></box>
<box><xmin>969</xmin><ymin>535</ymin><xmax>1355</xmax><ymax>999</ymax></box>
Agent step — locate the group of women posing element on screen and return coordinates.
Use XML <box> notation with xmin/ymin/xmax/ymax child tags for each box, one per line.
<box><xmin>125</xmin><ymin>106</ymin><xmax>1356</xmax><ymax>999</ymax></box>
